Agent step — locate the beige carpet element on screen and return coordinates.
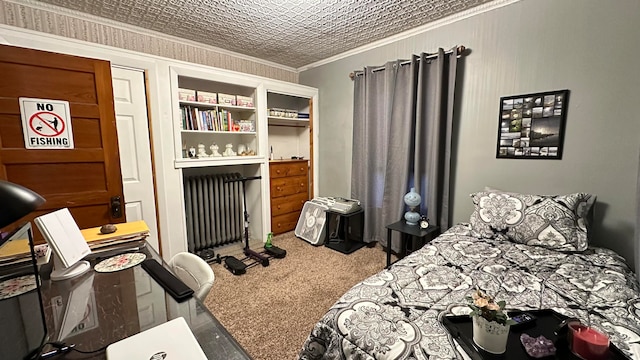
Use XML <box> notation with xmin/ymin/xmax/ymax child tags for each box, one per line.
<box><xmin>203</xmin><ymin>232</ymin><xmax>388</xmax><ymax>360</ymax></box>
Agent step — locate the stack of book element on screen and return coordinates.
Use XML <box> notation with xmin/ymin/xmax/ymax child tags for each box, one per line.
<box><xmin>0</xmin><ymin>237</ymin><xmax>50</xmax><ymax>266</ymax></box>
<box><xmin>0</xmin><ymin>220</ymin><xmax>151</xmax><ymax>267</ymax></box>
<box><xmin>81</xmin><ymin>220</ymin><xmax>150</xmax><ymax>251</ymax></box>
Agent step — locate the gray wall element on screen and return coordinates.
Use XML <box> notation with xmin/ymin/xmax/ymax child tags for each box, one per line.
<box><xmin>300</xmin><ymin>0</ymin><xmax>640</xmax><ymax>267</ymax></box>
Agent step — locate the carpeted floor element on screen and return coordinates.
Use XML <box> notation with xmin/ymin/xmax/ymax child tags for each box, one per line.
<box><xmin>203</xmin><ymin>232</ymin><xmax>388</xmax><ymax>360</ymax></box>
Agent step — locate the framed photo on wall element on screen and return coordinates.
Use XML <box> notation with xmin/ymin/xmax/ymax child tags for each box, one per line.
<box><xmin>496</xmin><ymin>89</ymin><xmax>569</xmax><ymax>159</ymax></box>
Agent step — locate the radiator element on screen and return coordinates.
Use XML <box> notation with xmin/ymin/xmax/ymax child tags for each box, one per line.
<box><xmin>184</xmin><ymin>172</ymin><xmax>244</xmax><ymax>252</ymax></box>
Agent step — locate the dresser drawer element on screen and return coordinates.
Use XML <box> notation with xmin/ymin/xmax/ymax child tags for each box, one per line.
<box><xmin>271</xmin><ymin>192</ymin><xmax>308</xmax><ymax>217</ymax></box>
<box><xmin>269</xmin><ymin>161</ymin><xmax>308</xmax><ymax>179</ymax></box>
<box><xmin>270</xmin><ymin>175</ymin><xmax>308</xmax><ymax>198</ymax></box>
<box><xmin>271</xmin><ymin>212</ymin><xmax>301</xmax><ymax>235</ymax></box>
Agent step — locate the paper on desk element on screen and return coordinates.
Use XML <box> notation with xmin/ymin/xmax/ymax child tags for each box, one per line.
<box><xmin>81</xmin><ymin>220</ymin><xmax>150</xmax><ymax>245</ymax></box>
<box><xmin>0</xmin><ymin>240</ymin><xmax>51</xmax><ymax>266</ymax></box>
<box><xmin>0</xmin><ymin>238</ymin><xmax>30</xmax><ymax>260</ymax></box>
<box><xmin>0</xmin><ymin>220</ymin><xmax>150</xmax><ymax>261</ymax></box>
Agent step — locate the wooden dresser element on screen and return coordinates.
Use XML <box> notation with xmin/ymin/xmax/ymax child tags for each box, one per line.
<box><xmin>269</xmin><ymin>160</ymin><xmax>309</xmax><ymax>235</ymax></box>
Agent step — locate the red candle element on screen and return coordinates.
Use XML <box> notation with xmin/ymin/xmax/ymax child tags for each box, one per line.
<box><xmin>570</xmin><ymin>324</ymin><xmax>610</xmax><ymax>360</ymax></box>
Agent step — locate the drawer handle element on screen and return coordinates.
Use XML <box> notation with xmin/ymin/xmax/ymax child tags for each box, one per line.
<box><xmin>300</xmin><ymin>167</ymin><xmax>304</xmax><ymax>171</ymax></box>
<box><xmin>276</xmin><ymin>169</ymin><xmax>281</xmax><ymax>174</ymax></box>
<box><xmin>300</xmin><ymin>183</ymin><xmax>304</xmax><ymax>186</ymax></box>
<box><xmin>277</xmin><ymin>205</ymin><xmax>281</xmax><ymax>209</ymax></box>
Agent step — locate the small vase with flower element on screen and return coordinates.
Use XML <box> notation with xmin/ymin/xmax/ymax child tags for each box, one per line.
<box><xmin>467</xmin><ymin>288</ymin><xmax>516</xmax><ymax>354</ymax></box>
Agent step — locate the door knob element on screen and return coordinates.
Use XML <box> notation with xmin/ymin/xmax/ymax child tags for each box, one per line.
<box><xmin>111</xmin><ymin>196</ymin><xmax>123</xmax><ymax>218</ymax></box>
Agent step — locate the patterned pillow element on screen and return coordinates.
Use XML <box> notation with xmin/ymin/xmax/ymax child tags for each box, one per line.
<box><xmin>469</xmin><ymin>191</ymin><xmax>596</xmax><ymax>252</ymax></box>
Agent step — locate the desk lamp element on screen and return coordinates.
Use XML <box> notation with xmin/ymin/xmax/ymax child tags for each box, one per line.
<box><xmin>0</xmin><ymin>180</ymin><xmax>48</xmax><ymax>360</ymax></box>
<box><xmin>0</xmin><ymin>180</ymin><xmax>45</xmax><ymax>230</ymax></box>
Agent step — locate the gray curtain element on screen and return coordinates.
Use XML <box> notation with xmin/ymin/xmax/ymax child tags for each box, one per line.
<box><xmin>351</xmin><ymin>47</ymin><xmax>459</xmax><ymax>251</ymax></box>
<box><xmin>636</xmin><ymin>149</ymin><xmax>640</xmax><ymax>284</ymax></box>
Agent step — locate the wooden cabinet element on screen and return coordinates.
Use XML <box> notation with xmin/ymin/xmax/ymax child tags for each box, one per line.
<box><xmin>269</xmin><ymin>160</ymin><xmax>309</xmax><ymax>235</ymax></box>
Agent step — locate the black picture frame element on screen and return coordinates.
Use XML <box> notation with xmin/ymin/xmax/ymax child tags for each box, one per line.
<box><xmin>496</xmin><ymin>89</ymin><xmax>569</xmax><ymax>159</ymax></box>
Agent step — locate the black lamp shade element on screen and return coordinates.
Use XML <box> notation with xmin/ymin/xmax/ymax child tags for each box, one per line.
<box><xmin>0</xmin><ymin>180</ymin><xmax>46</xmax><ymax>228</ymax></box>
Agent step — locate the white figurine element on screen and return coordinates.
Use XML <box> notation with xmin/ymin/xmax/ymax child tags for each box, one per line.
<box><xmin>196</xmin><ymin>143</ymin><xmax>208</xmax><ymax>158</ymax></box>
<box><xmin>237</xmin><ymin>144</ymin><xmax>247</xmax><ymax>155</ymax></box>
<box><xmin>210</xmin><ymin>143</ymin><xmax>222</xmax><ymax>157</ymax></box>
<box><xmin>188</xmin><ymin>146</ymin><xmax>196</xmax><ymax>158</ymax></box>
<box><xmin>222</xmin><ymin>143</ymin><xmax>237</xmax><ymax>157</ymax></box>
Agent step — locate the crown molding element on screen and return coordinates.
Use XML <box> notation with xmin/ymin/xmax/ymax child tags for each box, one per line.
<box><xmin>297</xmin><ymin>0</ymin><xmax>522</xmax><ymax>72</ymax></box>
<box><xmin>3</xmin><ymin>0</ymin><xmax>298</xmax><ymax>73</ymax></box>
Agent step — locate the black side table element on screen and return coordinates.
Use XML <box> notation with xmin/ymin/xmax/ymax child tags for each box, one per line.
<box><xmin>385</xmin><ymin>220</ymin><xmax>440</xmax><ymax>267</ymax></box>
<box><xmin>324</xmin><ymin>209</ymin><xmax>366</xmax><ymax>254</ymax></box>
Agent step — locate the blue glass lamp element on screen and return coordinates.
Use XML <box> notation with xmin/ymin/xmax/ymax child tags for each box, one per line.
<box><xmin>403</xmin><ymin>187</ymin><xmax>421</xmax><ymax>225</ymax></box>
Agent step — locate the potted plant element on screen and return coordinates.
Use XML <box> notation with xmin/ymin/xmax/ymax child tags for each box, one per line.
<box><xmin>466</xmin><ymin>288</ymin><xmax>516</xmax><ymax>354</ymax></box>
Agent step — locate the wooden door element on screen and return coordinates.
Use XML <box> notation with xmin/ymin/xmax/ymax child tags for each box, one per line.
<box><xmin>0</xmin><ymin>45</ymin><xmax>124</xmax><ymax>238</ymax></box>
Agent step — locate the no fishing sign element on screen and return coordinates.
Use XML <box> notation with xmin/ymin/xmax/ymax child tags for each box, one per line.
<box><xmin>20</xmin><ymin>98</ymin><xmax>74</xmax><ymax>149</ymax></box>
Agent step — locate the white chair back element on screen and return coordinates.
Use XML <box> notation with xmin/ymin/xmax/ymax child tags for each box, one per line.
<box><xmin>168</xmin><ymin>252</ymin><xmax>215</xmax><ymax>301</ymax></box>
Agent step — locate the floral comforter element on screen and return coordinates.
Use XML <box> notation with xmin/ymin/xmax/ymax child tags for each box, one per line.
<box><xmin>298</xmin><ymin>224</ymin><xmax>640</xmax><ymax>359</ymax></box>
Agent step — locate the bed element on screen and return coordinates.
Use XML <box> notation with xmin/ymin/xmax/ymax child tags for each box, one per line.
<box><xmin>298</xmin><ymin>190</ymin><xmax>640</xmax><ymax>359</ymax></box>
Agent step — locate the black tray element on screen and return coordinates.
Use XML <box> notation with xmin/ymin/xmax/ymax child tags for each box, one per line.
<box><xmin>441</xmin><ymin>309</ymin><xmax>629</xmax><ymax>360</ymax></box>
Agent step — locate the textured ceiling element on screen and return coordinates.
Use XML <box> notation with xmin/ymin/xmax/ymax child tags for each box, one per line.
<box><xmin>35</xmin><ymin>0</ymin><xmax>492</xmax><ymax>68</ymax></box>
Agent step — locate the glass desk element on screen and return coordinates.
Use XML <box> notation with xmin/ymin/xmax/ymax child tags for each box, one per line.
<box><xmin>38</xmin><ymin>241</ymin><xmax>252</xmax><ymax>359</ymax></box>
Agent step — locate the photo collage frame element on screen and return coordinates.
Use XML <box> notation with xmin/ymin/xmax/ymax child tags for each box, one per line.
<box><xmin>496</xmin><ymin>89</ymin><xmax>569</xmax><ymax>159</ymax></box>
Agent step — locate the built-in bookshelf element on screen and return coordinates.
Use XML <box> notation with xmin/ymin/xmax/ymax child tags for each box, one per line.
<box><xmin>266</xmin><ymin>90</ymin><xmax>315</xmax><ymax>232</ymax></box>
<box><xmin>267</xmin><ymin>91</ymin><xmax>312</xmax><ymax>161</ymax></box>
<box><xmin>174</xmin><ymin>75</ymin><xmax>261</xmax><ymax>168</ymax></box>
<box><xmin>169</xmin><ymin>65</ymin><xmax>319</xmax><ymax>246</ymax></box>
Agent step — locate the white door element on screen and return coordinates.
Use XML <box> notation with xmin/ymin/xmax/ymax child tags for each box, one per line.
<box><xmin>111</xmin><ymin>66</ymin><xmax>160</xmax><ymax>251</ymax></box>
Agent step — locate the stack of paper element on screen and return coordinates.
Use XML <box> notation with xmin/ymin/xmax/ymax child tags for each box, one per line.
<box><xmin>0</xmin><ymin>220</ymin><xmax>150</xmax><ymax>266</ymax></box>
<box><xmin>0</xmin><ymin>238</ymin><xmax>51</xmax><ymax>266</ymax></box>
<box><xmin>0</xmin><ymin>237</ymin><xmax>32</xmax><ymax>265</ymax></box>
<box><xmin>81</xmin><ymin>220</ymin><xmax>150</xmax><ymax>250</ymax></box>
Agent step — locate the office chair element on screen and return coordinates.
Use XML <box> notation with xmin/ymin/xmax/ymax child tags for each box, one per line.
<box><xmin>168</xmin><ymin>252</ymin><xmax>215</xmax><ymax>301</ymax></box>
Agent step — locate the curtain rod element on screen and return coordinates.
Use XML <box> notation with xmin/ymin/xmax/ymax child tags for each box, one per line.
<box><xmin>348</xmin><ymin>45</ymin><xmax>466</xmax><ymax>80</ymax></box>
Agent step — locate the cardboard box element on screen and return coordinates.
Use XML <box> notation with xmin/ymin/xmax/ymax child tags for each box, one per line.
<box><xmin>178</xmin><ymin>88</ymin><xmax>196</xmax><ymax>101</ymax></box>
<box><xmin>269</xmin><ymin>108</ymin><xmax>286</xmax><ymax>117</ymax></box>
<box><xmin>218</xmin><ymin>93</ymin><xmax>236</xmax><ymax>106</ymax></box>
<box><xmin>238</xmin><ymin>120</ymin><xmax>255</xmax><ymax>132</ymax></box>
<box><xmin>236</xmin><ymin>95</ymin><xmax>254</xmax><ymax>107</ymax></box>
<box><xmin>285</xmin><ymin>109</ymin><xmax>299</xmax><ymax>118</ymax></box>
<box><xmin>196</xmin><ymin>91</ymin><xmax>217</xmax><ymax>104</ymax></box>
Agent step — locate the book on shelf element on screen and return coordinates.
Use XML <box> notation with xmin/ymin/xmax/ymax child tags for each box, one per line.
<box><xmin>181</xmin><ymin>104</ymin><xmax>249</xmax><ymax>132</ymax></box>
<box><xmin>218</xmin><ymin>109</ymin><xmax>232</xmax><ymax>131</ymax></box>
<box><xmin>192</xmin><ymin>107</ymin><xmax>200</xmax><ymax>130</ymax></box>
<box><xmin>180</xmin><ymin>105</ymin><xmax>214</xmax><ymax>131</ymax></box>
